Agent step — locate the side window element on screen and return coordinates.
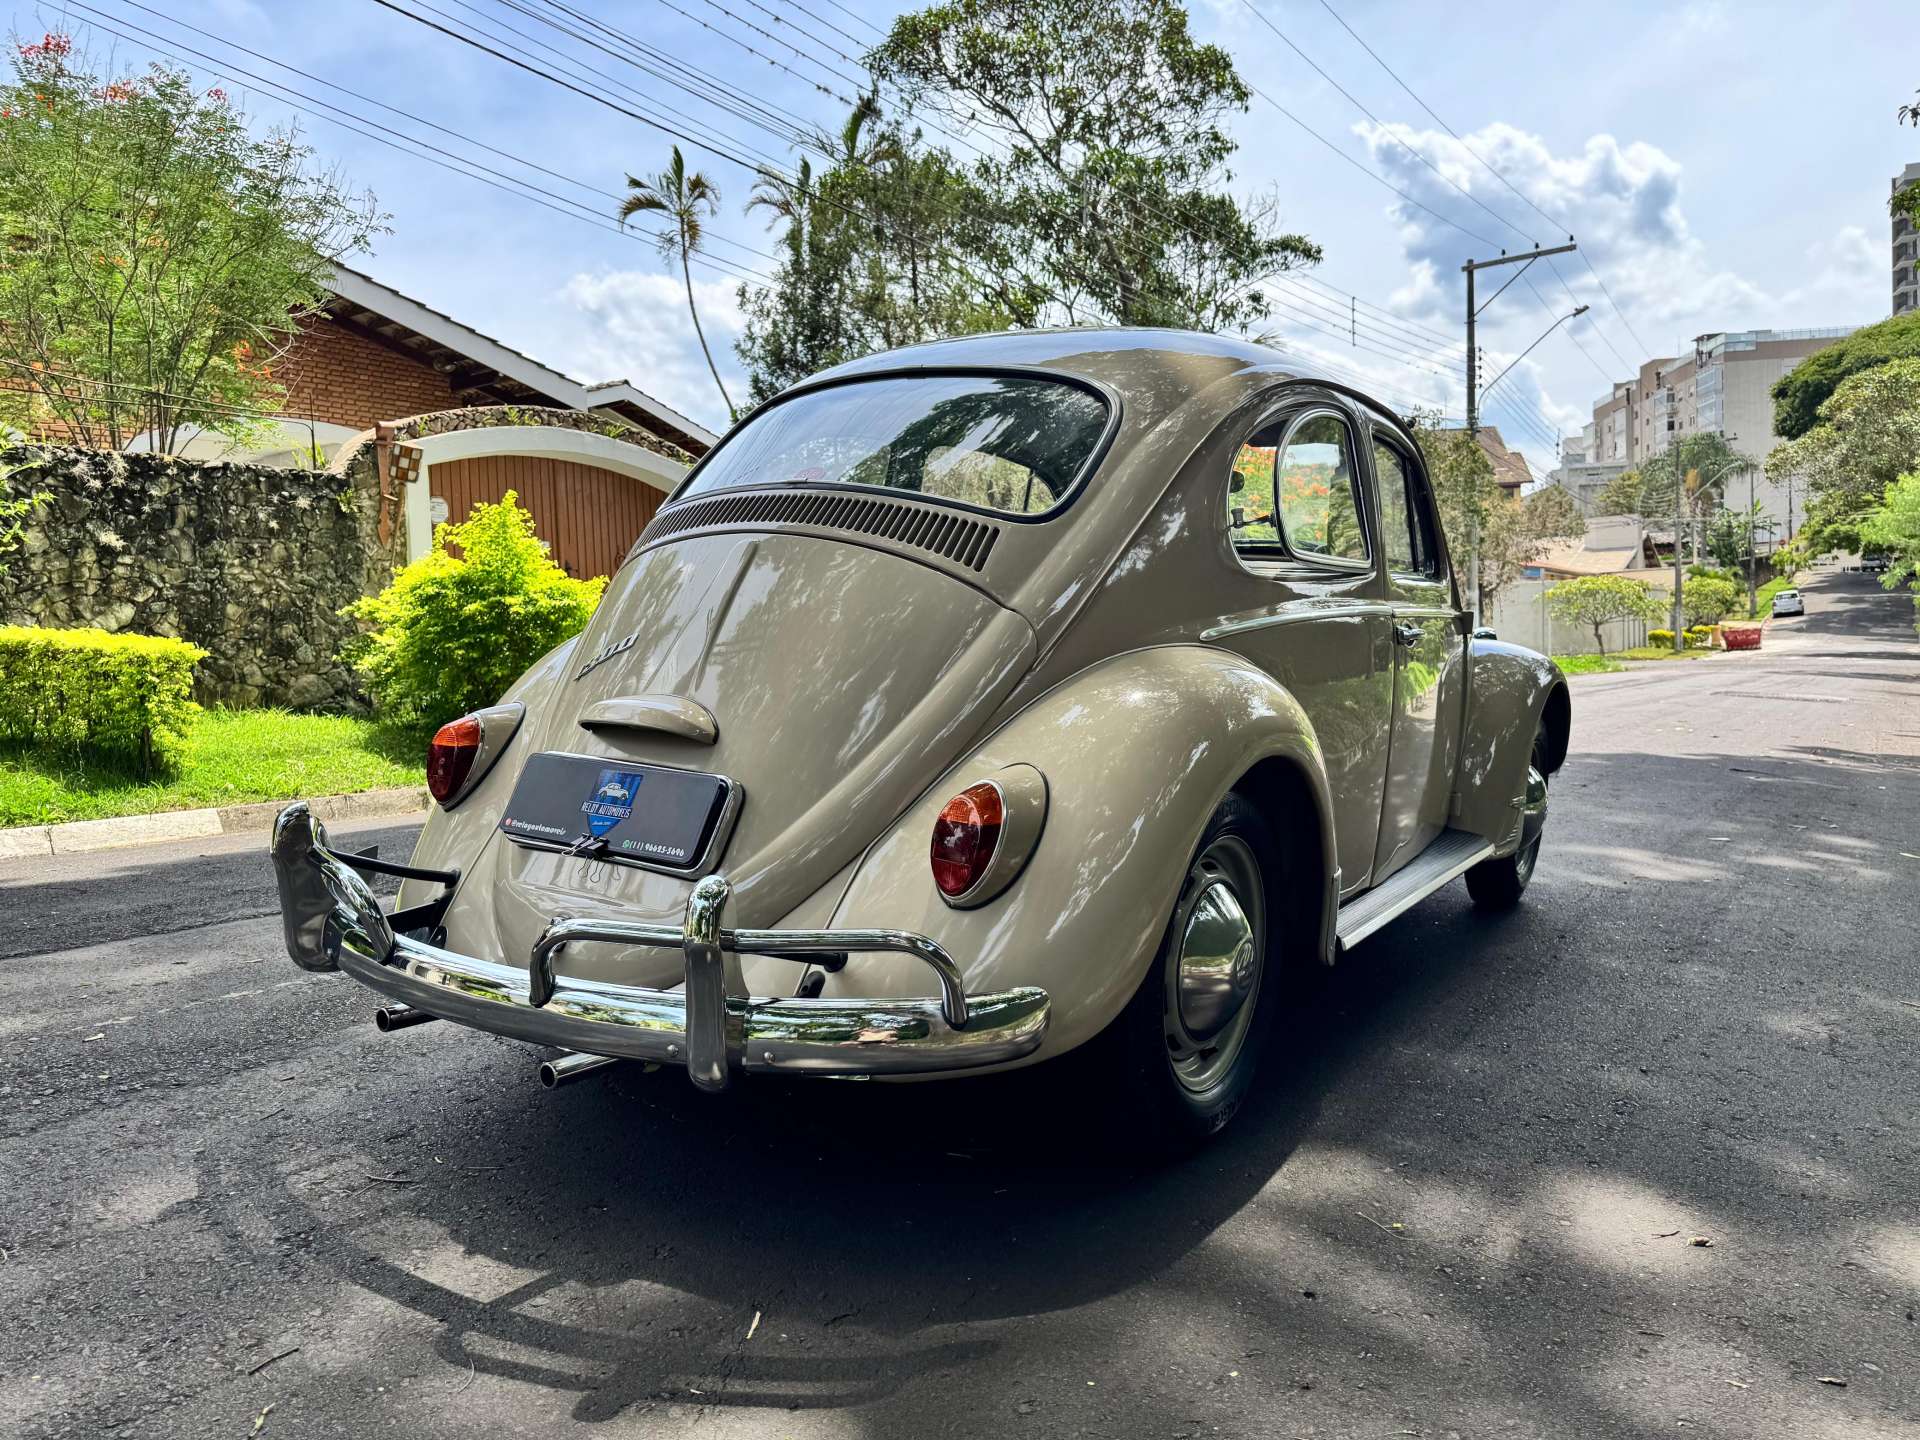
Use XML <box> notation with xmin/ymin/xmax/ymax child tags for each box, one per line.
<box><xmin>1372</xmin><ymin>440</ymin><xmax>1419</xmax><ymax>572</ymax></box>
<box><xmin>1275</xmin><ymin>412</ymin><xmax>1368</xmax><ymax>563</ymax></box>
<box><xmin>1371</xmin><ymin>434</ymin><xmax>1443</xmax><ymax>578</ymax></box>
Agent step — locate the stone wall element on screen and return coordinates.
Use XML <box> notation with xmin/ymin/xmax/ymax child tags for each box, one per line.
<box><xmin>0</xmin><ymin>444</ymin><xmax>399</xmax><ymax>709</ymax></box>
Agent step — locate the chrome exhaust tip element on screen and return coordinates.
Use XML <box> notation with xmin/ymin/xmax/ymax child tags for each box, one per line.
<box><xmin>539</xmin><ymin>1052</ymin><xmax>618</xmax><ymax>1089</ymax></box>
<box><xmin>374</xmin><ymin>1005</ymin><xmax>438</xmax><ymax>1032</ymax></box>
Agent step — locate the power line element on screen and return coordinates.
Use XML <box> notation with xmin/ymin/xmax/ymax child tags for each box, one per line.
<box><xmin>72</xmin><ymin>1</ymin><xmax>784</xmax><ymax>289</ymax></box>
<box><xmin>1267</xmin><ymin>276</ymin><xmax>1463</xmax><ymax>366</ymax></box>
<box><xmin>1309</xmin><ymin>0</ymin><xmax>1651</xmax><ymax>366</ymax></box>
<box><xmin>477</xmin><ymin>0</ymin><xmax>825</xmax><ymax>153</ymax></box>
<box><xmin>367</xmin><ymin>0</ymin><xmax>1094</xmax><ymax>323</ymax></box>
<box><xmin>1241</xmin><ymin>0</ymin><xmax>1540</xmax><ymax>249</ymax></box>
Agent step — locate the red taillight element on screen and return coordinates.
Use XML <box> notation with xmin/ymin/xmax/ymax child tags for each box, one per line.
<box><xmin>930</xmin><ymin>782</ymin><xmax>1004</xmax><ymax>899</ymax></box>
<box><xmin>426</xmin><ymin>716</ymin><xmax>482</xmax><ymax>805</ymax></box>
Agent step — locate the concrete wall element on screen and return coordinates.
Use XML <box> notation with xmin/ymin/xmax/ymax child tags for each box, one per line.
<box><xmin>1484</xmin><ymin>575</ymin><xmax>1655</xmax><ymax>656</ymax></box>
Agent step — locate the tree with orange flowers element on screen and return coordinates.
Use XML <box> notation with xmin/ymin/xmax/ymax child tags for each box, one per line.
<box><xmin>0</xmin><ymin>36</ymin><xmax>384</xmax><ymax>451</ymax></box>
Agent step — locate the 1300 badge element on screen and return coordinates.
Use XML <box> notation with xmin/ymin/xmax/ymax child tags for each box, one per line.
<box><xmin>581</xmin><ymin>768</ymin><xmax>644</xmax><ymax>838</ymax></box>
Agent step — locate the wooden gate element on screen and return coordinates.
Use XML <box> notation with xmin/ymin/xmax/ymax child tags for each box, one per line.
<box><xmin>430</xmin><ymin>453</ymin><xmax>666</xmax><ymax>579</ymax></box>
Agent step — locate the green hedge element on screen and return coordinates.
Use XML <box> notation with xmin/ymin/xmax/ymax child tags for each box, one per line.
<box><xmin>0</xmin><ymin>626</ymin><xmax>207</xmax><ymax>774</ymax></box>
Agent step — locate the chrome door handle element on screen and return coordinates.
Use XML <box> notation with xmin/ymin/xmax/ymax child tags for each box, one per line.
<box><xmin>1393</xmin><ymin>621</ymin><xmax>1422</xmax><ymax>648</ymax></box>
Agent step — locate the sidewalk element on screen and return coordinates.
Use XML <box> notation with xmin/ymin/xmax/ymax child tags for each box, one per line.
<box><xmin>0</xmin><ymin>785</ymin><xmax>427</xmax><ymax>860</ymax></box>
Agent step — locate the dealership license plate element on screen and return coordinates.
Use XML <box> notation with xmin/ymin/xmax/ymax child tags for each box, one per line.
<box><xmin>498</xmin><ymin>753</ymin><xmax>735</xmax><ymax>871</ymax></box>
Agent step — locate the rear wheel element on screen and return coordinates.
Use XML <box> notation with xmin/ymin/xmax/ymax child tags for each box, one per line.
<box><xmin>1100</xmin><ymin>792</ymin><xmax>1287</xmax><ymax>1147</ymax></box>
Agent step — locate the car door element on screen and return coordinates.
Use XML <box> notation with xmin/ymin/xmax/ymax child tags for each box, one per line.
<box><xmin>1214</xmin><ymin>397</ymin><xmax>1396</xmax><ymax>898</ymax></box>
<box><xmin>1366</xmin><ymin>425</ymin><xmax>1468</xmax><ymax>883</ymax></box>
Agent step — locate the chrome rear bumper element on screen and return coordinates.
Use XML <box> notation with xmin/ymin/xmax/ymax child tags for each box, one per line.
<box><xmin>269</xmin><ymin>803</ymin><xmax>1049</xmax><ymax>1089</ymax></box>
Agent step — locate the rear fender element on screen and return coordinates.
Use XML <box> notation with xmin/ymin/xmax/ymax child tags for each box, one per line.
<box><xmin>1454</xmin><ymin>639</ymin><xmax>1570</xmax><ymax>855</ymax></box>
<box><xmin>787</xmin><ymin>646</ymin><xmax>1337</xmax><ymax>1066</ymax></box>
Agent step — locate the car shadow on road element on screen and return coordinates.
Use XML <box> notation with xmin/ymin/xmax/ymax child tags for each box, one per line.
<box><xmin>214</xmin><ymin>909</ymin><xmax>1496</xmax><ymax>1423</ymax></box>
<box><xmin>183</xmin><ymin>744</ymin><xmax>1920</xmax><ymax>1435</ymax></box>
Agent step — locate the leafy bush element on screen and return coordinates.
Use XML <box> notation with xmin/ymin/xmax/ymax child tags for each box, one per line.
<box><xmin>1683</xmin><ymin>575</ymin><xmax>1741</xmax><ymax>626</ymax></box>
<box><xmin>1648</xmin><ymin>628</ymin><xmax>1674</xmax><ymax>647</ymax></box>
<box><xmin>342</xmin><ymin>490</ymin><xmax>605</xmax><ymax>734</ymax></box>
<box><xmin>0</xmin><ymin>625</ymin><xmax>206</xmax><ymax>774</ymax></box>
<box><xmin>1685</xmin><ymin>625</ymin><xmax>1714</xmax><ymax>648</ymax></box>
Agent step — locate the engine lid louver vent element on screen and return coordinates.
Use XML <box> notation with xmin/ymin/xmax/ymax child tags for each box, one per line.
<box><xmin>637</xmin><ymin>489</ymin><xmax>1001</xmax><ymax>572</ymax></box>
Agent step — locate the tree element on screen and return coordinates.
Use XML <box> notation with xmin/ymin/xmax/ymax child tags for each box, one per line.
<box><xmin>1593</xmin><ymin>468</ymin><xmax>1646</xmax><ymax>515</ymax></box>
<box><xmin>1766</xmin><ymin>356</ymin><xmax>1920</xmax><ymax>523</ymax></box>
<box><xmin>736</xmin><ymin>101</ymin><xmax>1007</xmax><ymax>404</ymax></box>
<box><xmin>1769</xmin><ymin>313</ymin><xmax>1920</xmax><ymax>440</ymax></box>
<box><xmin>868</xmin><ymin>0</ymin><xmax>1319</xmax><ymax>331</ymax></box>
<box><xmin>1410</xmin><ymin>426</ymin><xmax>1582</xmax><ymax>614</ymax></box>
<box><xmin>1860</xmin><ymin>470</ymin><xmax>1920</xmax><ymax>600</ymax></box>
<box><xmin>621</xmin><ymin>146</ymin><xmax>735</xmax><ymax>421</ymax></box>
<box><xmin>1682</xmin><ymin>575</ymin><xmax>1740</xmax><ymax>627</ymax></box>
<box><xmin>1896</xmin><ymin>89</ymin><xmax>1919</xmax><ymax>225</ymax></box>
<box><xmin>1546</xmin><ymin>574</ymin><xmax>1665</xmax><ymax>655</ymax></box>
<box><xmin>1630</xmin><ymin>432</ymin><xmax>1747</xmax><ymax>574</ymax></box>
<box><xmin>0</xmin><ymin>36</ymin><xmax>382</xmax><ymax>450</ymax></box>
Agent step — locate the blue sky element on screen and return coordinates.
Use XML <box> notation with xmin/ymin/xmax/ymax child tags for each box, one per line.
<box><xmin>19</xmin><ymin>0</ymin><xmax>1917</xmax><ymax>471</ymax></box>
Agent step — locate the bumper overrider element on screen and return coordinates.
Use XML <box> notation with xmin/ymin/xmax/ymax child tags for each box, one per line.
<box><xmin>269</xmin><ymin>802</ymin><xmax>1050</xmax><ymax>1090</ymax></box>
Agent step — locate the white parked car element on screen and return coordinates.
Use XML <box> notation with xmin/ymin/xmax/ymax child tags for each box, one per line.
<box><xmin>1771</xmin><ymin>589</ymin><xmax>1804</xmax><ymax>617</ymax></box>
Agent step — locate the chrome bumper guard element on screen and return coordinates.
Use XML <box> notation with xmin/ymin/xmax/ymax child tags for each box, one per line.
<box><xmin>270</xmin><ymin>802</ymin><xmax>1049</xmax><ymax>1090</ymax></box>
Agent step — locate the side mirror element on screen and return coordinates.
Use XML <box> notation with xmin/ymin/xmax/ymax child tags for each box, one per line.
<box><xmin>1471</xmin><ymin>627</ymin><xmax>1497</xmax><ymax>641</ymax></box>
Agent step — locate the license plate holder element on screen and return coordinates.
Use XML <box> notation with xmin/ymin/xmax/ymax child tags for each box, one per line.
<box><xmin>498</xmin><ymin>752</ymin><xmax>739</xmax><ymax>876</ymax></box>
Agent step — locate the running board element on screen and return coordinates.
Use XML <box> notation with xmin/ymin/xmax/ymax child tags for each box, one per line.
<box><xmin>1336</xmin><ymin>830</ymin><xmax>1494</xmax><ymax>950</ymax></box>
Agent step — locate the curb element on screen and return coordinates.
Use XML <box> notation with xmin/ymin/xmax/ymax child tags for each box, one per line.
<box><xmin>0</xmin><ymin>785</ymin><xmax>429</xmax><ymax>860</ymax></box>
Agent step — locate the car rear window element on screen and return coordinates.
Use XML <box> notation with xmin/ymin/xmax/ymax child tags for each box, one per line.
<box><xmin>677</xmin><ymin>374</ymin><xmax>1110</xmax><ymax>517</ymax></box>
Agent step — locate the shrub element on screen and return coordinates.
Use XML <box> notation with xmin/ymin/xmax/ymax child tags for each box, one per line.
<box><xmin>0</xmin><ymin>625</ymin><xmax>206</xmax><ymax>773</ymax></box>
<box><xmin>1685</xmin><ymin>625</ymin><xmax>1714</xmax><ymax>648</ymax></box>
<box><xmin>342</xmin><ymin>490</ymin><xmax>605</xmax><ymax>734</ymax></box>
<box><xmin>1648</xmin><ymin>628</ymin><xmax>1674</xmax><ymax>647</ymax></box>
<box><xmin>1683</xmin><ymin>575</ymin><xmax>1741</xmax><ymax>626</ymax></box>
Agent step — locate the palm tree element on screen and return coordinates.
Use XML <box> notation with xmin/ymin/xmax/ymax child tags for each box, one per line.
<box><xmin>619</xmin><ymin>146</ymin><xmax>735</xmax><ymax>422</ymax></box>
<box><xmin>747</xmin><ymin>156</ymin><xmax>813</xmax><ymax>267</ymax></box>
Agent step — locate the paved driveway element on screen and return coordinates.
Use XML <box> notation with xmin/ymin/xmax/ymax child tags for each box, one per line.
<box><xmin>3</xmin><ymin>565</ymin><xmax>1916</xmax><ymax>1439</ymax></box>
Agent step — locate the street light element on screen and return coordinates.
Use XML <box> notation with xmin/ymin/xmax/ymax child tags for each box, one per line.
<box><xmin>1480</xmin><ymin>305</ymin><xmax>1590</xmax><ymax>405</ymax></box>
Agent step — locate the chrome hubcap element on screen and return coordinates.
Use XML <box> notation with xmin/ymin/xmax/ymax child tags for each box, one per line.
<box><xmin>1176</xmin><ymin>881</ymin><xmax>1257</xmax><ymax>1041</ymax></box>
<box><xmin>1163</xmin><ymin>835</ymin><xmax>1265</xmax><ymax>1095</ymax></box>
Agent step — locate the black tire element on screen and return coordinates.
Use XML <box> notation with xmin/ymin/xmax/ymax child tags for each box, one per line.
<box><xmin>1465</xmin><ymin>729</ymin><xmax>1547</xmax><ymax>910</ymax></box>
<box><xmin>1092</xmin><ymin>791</ymin><xmax>1289</xmax><ymax>1148</ymax></box>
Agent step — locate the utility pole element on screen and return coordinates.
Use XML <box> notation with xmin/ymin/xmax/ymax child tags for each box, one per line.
<box><xmin>1463</xmin><ymin>241</ymin><xmax>1579</xmax><ymax>627</ymax></box>
<box><xmin>1669</xmin><ymin>427</ymin><xmax>1688</xmax><ymax>652</ymax></box>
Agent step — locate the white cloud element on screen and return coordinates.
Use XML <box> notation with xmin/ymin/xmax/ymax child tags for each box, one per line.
<box><xmin>557</xmin><ymin>267</ymin><xmax>749</xmax><ymax>431</ymax></box>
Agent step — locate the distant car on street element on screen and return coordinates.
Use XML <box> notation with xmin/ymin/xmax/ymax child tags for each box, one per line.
<box><xmin>1861</xmin><ymin>555</ymin><xmax>1890</xmax><ymax>574</ymax></box>
<box><xmin>1771</xmin><ymin>589</ymin><xmax>1805</xmax><ymax>617</ymax></box>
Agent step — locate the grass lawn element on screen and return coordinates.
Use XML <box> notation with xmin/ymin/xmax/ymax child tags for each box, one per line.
<box><xmin>1615</xmin><ymin>644</ymin><xmax>1713</xmax><ymax>662</ymax></box>
<box><xmin>0</xmin><ymin>708</ymin><xmax>424</xmax><ymax>828</ymax></box>
<box><xmin>1552</xmin><ymin>654</ymin><xmax>1625</xmax><ymax>675</ymax></box>
<box><xmin>1553</xmin><ymin>644</ymin><xmax>1717</xmax><ymax>675</ymax></box>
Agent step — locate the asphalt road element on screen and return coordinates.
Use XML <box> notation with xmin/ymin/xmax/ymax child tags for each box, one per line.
<box><xmin>4</xmin><ymin>565</ymin><xmax>1916</xmax><ymax>1439</ymax></box>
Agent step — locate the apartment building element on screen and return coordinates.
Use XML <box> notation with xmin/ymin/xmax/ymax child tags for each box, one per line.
<box><xmin>1896</xmin><ymin>162</ymin><xmax>1920</xmax><ymax>316</ymax></box>
<box><xmin>1576</xmin><ymin>326</ymin><xmax>1858</xmax><ymax>537</ymax></box>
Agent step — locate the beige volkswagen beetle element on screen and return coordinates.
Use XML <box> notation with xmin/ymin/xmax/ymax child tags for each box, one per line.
<box><xmin>273</xmin><ymin>329</ymin><xmax>1568</xmax><ymax>1143</ymax></box>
